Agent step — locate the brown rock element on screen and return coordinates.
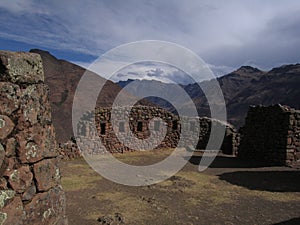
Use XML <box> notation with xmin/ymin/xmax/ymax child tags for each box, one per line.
<box><xmin>0</xmin><ymin>189</ymin><xmax>15</xmax><ymax>208</ymax></box>
<box><xmin>0</xmin><ymin>50</ymin><xmax>44</xmax><ymax>84</ymax></box>
<box><xmin>0</xmin><ymin>143</ymin><xmax>4</xmax><ymax>169</ymax></box>
<box><xmin>24</xmin><ymin>186</ymin><xmax>67</xmax><ymax>225</ymax></box>
<box><xmin>0</xmin><ymin>178</ymin><xmax>7</xmax><ymax>190</ymax></box>
<box><xmin>3</xmin><ymin>157</ymin><xmax>18</xmax><ymax>177</ymax></box>
<box><xmin>16</xmin><ymin>124</ymin><xmax>57</xmax><ymax>163</ymax></box>
<box><xmin>33</xmin><ymin>158</ymin><xmax>60</xmax><ymax>191</ymax></box>
<box><xmin>0</xmin><ymin>82</ymin><xmax>20</xmax><ymax>116</ymax></box>
<box><xmin>0</xmin><ymin>196</ymin><xmax>24</xmax><ymax>225</ymax></box>
<box><xmin>0</xmin><ymin>115</ymin><xmax>14</xmax><ymax>140</ymax></box>
<box><xmin>17</xmin><ymin>84</ymin><xmax>51</xmax><ymax>128</ymax></box>
<box><xmin>7</xmin><ymin>165</ymin><xmax>33</xmax><ymax>193</ymax></box>
<box><xmin>4</xmin><ymin>138</ymin><xmax>16</xmax><ymax>157</ymax></box>
<box><xmin>17</xmin><ymin>140</ymin><xmax>43</xmax><ymax>163</ymax></box>
<box><xmin>22</xmin><ymin>184</ymin><xmax>36</xmax><ymax>201</ymax></box>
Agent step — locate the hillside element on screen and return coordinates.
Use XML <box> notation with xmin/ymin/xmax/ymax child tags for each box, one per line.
<box><xmin>225</xmin><ymin>64</ymin><xmax>300</xmax><ymax>126</ymax></box>
<box><xmin>30</xmin><ymin>49</ymin><xmax>139</xmax><ymax>142</ymax></box>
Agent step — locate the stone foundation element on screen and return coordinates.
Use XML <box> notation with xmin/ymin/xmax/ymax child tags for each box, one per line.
<box><xmin>238</xmin><ymin>104</ymin><xmax>300</xmax><ymax>166</ymax></box>
<box><xmin>0</xmin><ymin>51</ymin><xmax>67</xmax><ymax>224</ymax></box>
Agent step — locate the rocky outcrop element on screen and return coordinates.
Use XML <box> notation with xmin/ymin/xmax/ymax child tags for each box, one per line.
<box><xmin>238</xmin><ymin>104</ymin><xmax>300</xmax><ymax>166</ymax></box>
<box><xmin>0</xmin><ymin>51</ymin><xmax>67</xmax><ymax>224</ymax></box>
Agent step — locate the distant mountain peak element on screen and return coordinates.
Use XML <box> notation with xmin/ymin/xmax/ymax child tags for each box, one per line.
<box><xmin>236</xmin><ymin>65</ymin><xmax>262</xmax><ymax>73</ymax></box>
<box><xmin>269</xmin><ymin>63</ymin><xmax>300</xmax><ymax>74</ymax></box>
<box><xmin>30</xmin><ymin>49</ymin><xmax>58</xmax><ymax>60</ymax></box>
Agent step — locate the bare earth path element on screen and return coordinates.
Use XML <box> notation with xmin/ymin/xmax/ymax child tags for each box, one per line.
<box><xmin>60</xmin><ymin>150</ymin><xmax>300</xmax><ymax>225</ymax></box>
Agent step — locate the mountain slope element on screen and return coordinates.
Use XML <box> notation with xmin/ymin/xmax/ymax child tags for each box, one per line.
<box><xmin>225</xmin><ymin>64</ymin><xmax>300</xmax><ymax>126</ymax></box>
<box><xmin>117</xmin><ymin>65</ymin><xmax>300</xmax><ymax>128</ymax></box>
<box><xmin>30</xmin><ymin>49</ymin><xmax>139</xmax><ymax>142</ymax></box>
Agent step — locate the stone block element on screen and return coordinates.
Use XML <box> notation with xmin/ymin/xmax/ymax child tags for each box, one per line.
<box><xmin>0</xmin><ymin>115</ymin><xmax>14</xmax><ymax>140</ymax></box>
<box><xmin>0</xmin><ymin>51</ymin><xmax>44</xmax><ymax>84</ymax></box>
<box><xmin>0</xmin><ymin>82</ymin><xmax>20</xmax><ymax>116</ymax></box>
<box><xmin>33</xmin><ymin>159</ymin><xmax>60</xmax><ymax>192</ymax></box>
<box><xmin>0</xmin><ymin>196</ymin><xmax>24</xmax><ymax>225</ymax></box>
<box><xmin>24</xmin><ymin>186</ymin><xmax>67</xmax><ymax>225</ymax></box>
<box><xmin>16</xmin><ymin>124</ymin><xmax>57</xmax><ymax>163</ymax></box>
<box><xmin>17</xmin><ymin>84</ymin><xmax>51</xmax><ymax>128</ymax></box>
<box><xmin>7</xmin><ymin>165</ymin><xmax>33</xmax><ymax>193</ymax></box>
<box><xmin>4</xmin><ymin>138</ymin><xmax>16</xmax><ymax>157</ymax></box>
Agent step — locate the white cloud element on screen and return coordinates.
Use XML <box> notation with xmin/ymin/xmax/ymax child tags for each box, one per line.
<box><xmin>1</xmin><ymin>0</ymin><xmax>300</xmax><ymax>70</ymax></box>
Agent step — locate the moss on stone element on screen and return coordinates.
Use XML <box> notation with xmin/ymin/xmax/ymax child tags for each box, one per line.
<box><xmin>0</xmin><ymin>190</ymin><xmax>15</xmax><ymax>208</ymax></box>
<box><xmin>0</xmin><ymin>212</ymin><xmax>7</xmax><ymax>225</ymax></box>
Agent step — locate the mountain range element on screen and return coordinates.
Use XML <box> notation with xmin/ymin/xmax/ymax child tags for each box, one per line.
<box><xmin>118</xmin><ymin>65</ymin><xmax>300</xmax><ymax>128</ymax></box>
<box><xmin>30</xmin><ymin>49</ymin><xmax>300</xmax><ymax>142</ymax></box>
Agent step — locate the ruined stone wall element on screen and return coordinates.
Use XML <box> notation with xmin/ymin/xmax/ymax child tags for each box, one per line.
<box><xmin>76</xmin><ymin>106</ymin><xmax>238</xmax><ymax>155</ymax></box>
<box><xmin>238</xmin><ymin>104</ymin><xmax>300</xmax><ymax>166</ymax></box>
<box><xmin>0</xmin><ymin>51</ymin><xmax>67</xmax><ymax>224</ymax></box>
<box><xmin>57</xmin><ymin>140</ymin><xmax>80</xmax><ymax>160</ymax></box>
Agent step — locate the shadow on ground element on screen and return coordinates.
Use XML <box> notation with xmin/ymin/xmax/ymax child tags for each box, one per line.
<box><xmin>218</xmin><ymin>171</ymin><xmax>300</xmax><ymax>192</ymax></box>
<box><xmin>273</xmin><ymin>217</ymin><xmax>300</xmax><ymax>225</ymax></box>
<box><xmin>188</xmin><ymin>155</ymin><xmax>272</xmax><ymax>168</ymax></box>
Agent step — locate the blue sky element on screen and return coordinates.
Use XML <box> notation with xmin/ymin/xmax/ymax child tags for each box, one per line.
<box><xmin>0</xmin><ymin>0</ymin><xmax>300</xmax><ymax>81</ymax></box>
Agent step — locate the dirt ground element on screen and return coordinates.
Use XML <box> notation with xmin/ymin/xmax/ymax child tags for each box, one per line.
<box><xmin>60</xmin><ymin>150</ymin><xmax>300</xmax><ymax>225</ymax></box>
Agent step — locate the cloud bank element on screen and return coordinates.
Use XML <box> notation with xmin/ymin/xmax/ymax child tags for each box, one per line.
<box><xmin>0</xmin><ymin>0</ymin><xmax>300</xmax><ymax>79</ymax></box>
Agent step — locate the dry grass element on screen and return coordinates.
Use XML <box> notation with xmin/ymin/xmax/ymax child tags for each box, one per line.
<box><xmin>60</xmin><ymin>151</ymin><xmax>300</xmax><ymax>225</ymax></box>
<box><xmin>61</xmin><ymin>161</ymin><xmax>102</xmax><ymax>191</ymax></box>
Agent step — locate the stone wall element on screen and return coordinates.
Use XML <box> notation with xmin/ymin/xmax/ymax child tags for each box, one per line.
<box><xmin>0</xmin><ymin>51</ymin><xmax>67</xmax><ymax>224</ymax></box>
<box><xmin>76</xmin><ymin>106</ymin><xmax>238</xmax><ymax>155</ymax></box>
<box><xmin>238</xmin><ymin>104</ymin><xmax>300</xmax><ymax>166</ymax></box>
<box><xmin>57</xmin><ymin>140</ymin><xmax>80</xmax><ymax>160</ymax></box>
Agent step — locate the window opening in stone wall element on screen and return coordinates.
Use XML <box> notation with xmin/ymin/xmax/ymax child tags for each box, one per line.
<box><xmin>137</xmin><ymin>121</ymin><xmax>143</xmax><ymax>132</ymax></box>
<box><xmin>100</xmin><ymin>123</ymin><xmax>106</xmax><ymax>135</ymax></box>
<box><xmin>172</xmin><ymin>120</ymin><xmax>178</xmax><ymax>130</ymax></box>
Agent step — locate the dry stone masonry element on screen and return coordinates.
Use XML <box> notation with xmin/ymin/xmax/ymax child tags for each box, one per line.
<box><xmin>57</xmin><ymin>140</ymin><xmax>80</xmax><ymax>160</ymax></box>
<box><xmin>76</xmin><ymin>106</ymin><xmax>238</xmax><ymax>155</ymax></box>
<box><xmin>238</xmin><ymin>104</ymin><xmax>300</xmax><ymax>166</ymax></box>
<box><xmin>0</xmin><ymin>51</ymin><xmax>67</xmax><ymax>225</ymax></box>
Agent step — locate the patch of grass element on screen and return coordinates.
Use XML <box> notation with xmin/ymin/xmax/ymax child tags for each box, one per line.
<box><xmin>61</xmin><ymin>160</ymin><xmax>102</xmax><ymax>191</ymax></box>
<box><xmin>177</xmin><ymin>171</ymin><xmax>235</xmax><ymax>206</ymax></box>
<box><xmin>248</xmin><ymin>190</ymin><xmax>300</xmax><ymax>202</ymax></box>
<box><xmin>84</xmin><ymin>191</ymin><xmax>156</xmax><ymax>224</ymax></box>
<box><xmin>61</xmin><ymin>175</ymin><xmax>101</xmax><ymax>191</ymax></box>
<box><xmin>61</xmin><ymin>153</ymin><xmax>300</xmax><ymax>225</ymax></box>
